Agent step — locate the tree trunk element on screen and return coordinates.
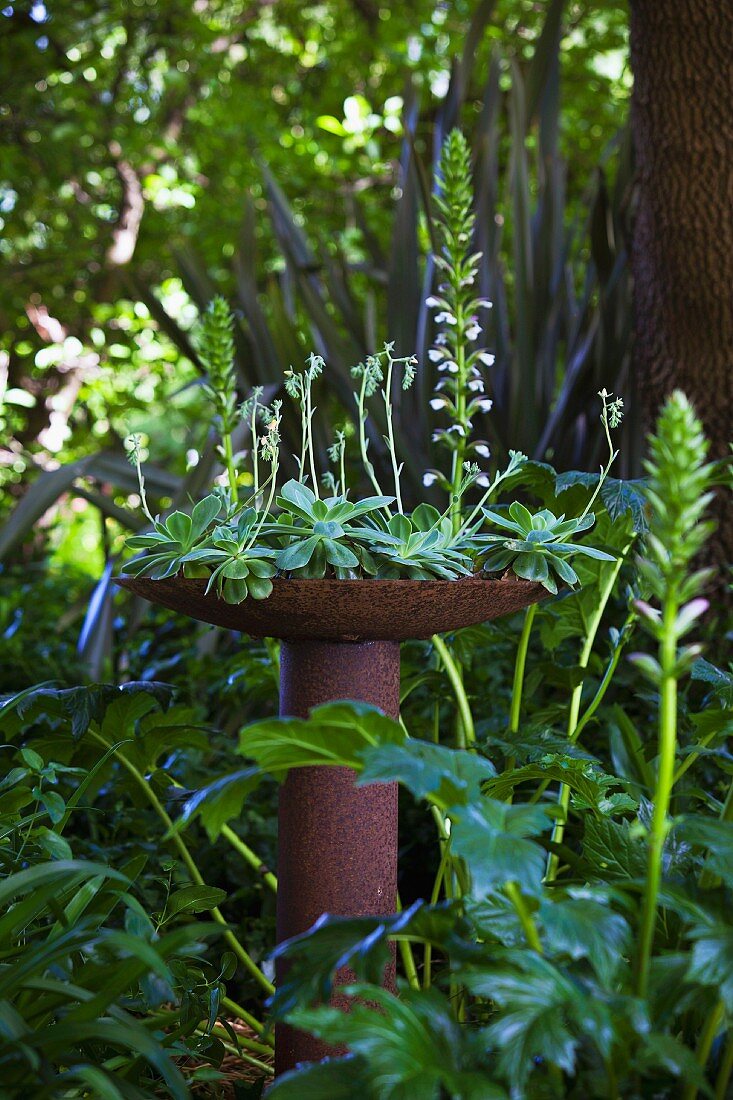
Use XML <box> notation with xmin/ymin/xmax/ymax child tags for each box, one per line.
<box><xmin>629</xmin><ymin>1</ymin><xmax>733</xmax><ymax>585</ymax></box>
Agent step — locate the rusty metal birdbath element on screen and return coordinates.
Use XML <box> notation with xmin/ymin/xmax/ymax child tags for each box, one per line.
<box><xmin>117</xmin><ymin>572</ymin><xmax>545</xmax><ymax>1074</ymax></box>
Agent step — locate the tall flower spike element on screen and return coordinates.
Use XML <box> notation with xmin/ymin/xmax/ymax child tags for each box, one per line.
<box><xmin>427</xmin><ymin>129</ymin><xmax>495</xmax><ymax>532</ymax></box>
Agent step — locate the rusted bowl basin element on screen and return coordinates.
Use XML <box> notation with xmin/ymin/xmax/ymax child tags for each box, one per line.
<box><xmin>116</xmin><ymin>573</ymin><xmax>547</xmax><ymax>642</ymax></box>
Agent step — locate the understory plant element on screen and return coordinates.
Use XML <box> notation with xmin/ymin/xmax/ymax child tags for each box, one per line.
<box><xmin>0</xmin><ymin>683</ymin><xmax>277</xmax><ymax>1094</ymax></box>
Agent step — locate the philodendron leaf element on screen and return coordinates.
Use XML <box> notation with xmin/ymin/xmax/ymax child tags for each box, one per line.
<box><xmin>270</xmin><ymin>901</ymin><xmax>463</xmax><ymax>1018</ymax></box>
<box><xmin>358</xmin><ymin>740</ymin><xmax>495</xmax><ymax>808</ymax></box>
<box><xmin>581</xmin><ymin>816</ymin><xmax>647</xmax><ymax>881</ymax></box>
<box><xmin>485</xmin><ymin>757</ymin><xmax>637</xmax><ymax>817</ymax></box>
<box><xmin>538</xmin><ymin>892</ymin><xmax>631</xmax><ymax>985</ymax></box>
<box><xmin>173</xmin><ymin>767</ymin><xmax>262</xmax><ymax>841</ymax></box>
<box><xmin>238</xmin><ymin>701</ymin><xmax>405</xmax><ymax>777</ymax></box>
<box><xmin>449</xmin><ymin>800</ymin><xmax>552</xmax><ymax>898</ymax></box>
<box><xmin>685</xmin><ymin>922</ymin><xmax>733</xmax><ymax>1012</ymax></box>
<box><xmin>673</xmin><ymin>815</ymin><xmax>733</xmax><ymax>888</ymax></box>
<box><xmin>283</xmin><ymin>987</ymin><xmax>497</xmax><ymax>1100</ymax></box>
<box><xmin>268</xmin><ymin>1054</ymin><xmax>368</xmax><ymax>1099</ymax></box>
<box><xmin>464</xmin><ymin>952</ymin><xmax>616</xmax><ymax>1088</ymax></box>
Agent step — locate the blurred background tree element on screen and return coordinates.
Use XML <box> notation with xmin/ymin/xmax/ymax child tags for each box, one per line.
<box><xmin>1</xmin><ymin>0</ymin><xmax>630</xmax><ymax>494</ymax></box>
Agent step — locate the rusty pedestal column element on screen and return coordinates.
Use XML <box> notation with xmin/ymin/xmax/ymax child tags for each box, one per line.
<box><xmin>275</xmin><ymin>639</ymin><xmax>400</xmax><ymax>1075</ymax></box>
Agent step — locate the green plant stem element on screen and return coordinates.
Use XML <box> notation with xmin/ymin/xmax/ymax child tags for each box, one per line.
<box><xmin>222</xmin><ymin>431</ymin><xmax>238</xmax><ymax>507</ymax></box>
<box><xmin>396</xmin><ymin>891</ymin><xmax>420</xmax><ymax>991</ymax></box>
<box><xmin>250</xmin><ymin>398</ymin><xmax>260</xmax><ymax>500</ymax></box>
<box><xmin>220</xmin><ymin>824</ymin><xmax>277</xmax><ymax>892</ymax></box>
<box><xmin>424</xmin><ymin>833</ymin><xmax>455</xmax><ymax>989</ymax></box>
<box><xmin>305</xmin><ymin>375</ymin><xmax>319</xmax><ymax>498</ymax></box>
<box><xmin>505</xmin><ymin>604</ymin><xmax>536</xmax><ymax>790</ymax></box>
<box><xmin>682</xmin><ymin>1000</ymin><xmax>725</xmax><ymax>1100</ymax></box>
<box><xmin>88</xmin><ymin>731</ymin><xmax>274</xmax><ymax>1004</ymax></box>
<box><xmin>449</xmin><ymin>299</ymin><xmax>466</xmax><ymax>535</ymax></box>
<box><xmin>221</xmin><ymin>996</ymin><xmax>273</xmax><ymax>1045</ymax></box>
<box><xmin>431</xmin><ymin>633</ymin><xmax>475</xmax><ymax>747</ymax></box>
<box><xmin>339</xmin><ymin>437</ymin><xmax>346</xmax><ymax>497</ymax></box>
<box><xmin>356</xmin><ymin>372</ymin><xmax>387</xmax><ymax>505</ymax></box>
<box><xmin>635</xmin><ymin>592</ymin><xmax>679</xmax><ymax>999</ymax></box>
<box><xmin>715</xmin><ymin>1031</ymin><xmax>733</xmax><ymax>1100</ymax></box>
<box><xmin>684</xmin><ymin>779</ymin><xmax>733</xmax><ymax>1099</ymax></box>
<box><xmin>505</xmin><ymin>881</ymin><xmax>542</xmax><ymax>953</ymax></box>
<box><xmin>383</xmin><ymin>357</ymin><xmax>404</xmax><ymax>513</ymax></box>
<box><xmin>546</xmin><ymin>551</ymin><xmax>627</xmax><ymax>878</ymax></box>
<box><xmin>149</xmin><ymin>1005</ymin><xmax>272</xmax><ymax>1057</ymax></box>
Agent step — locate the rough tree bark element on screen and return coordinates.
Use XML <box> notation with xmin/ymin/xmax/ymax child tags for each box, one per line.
<box><xmin>629</xmin><ymin>1</ymin><xmax>733</xmax><ymax>585</ymax></box>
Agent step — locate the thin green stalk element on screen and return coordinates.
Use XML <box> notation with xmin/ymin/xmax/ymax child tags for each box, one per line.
<box><xmin>546</xmin><ymin>551</ymin><xmax>627</xmax><ymax>879</ymax></box>
<box><xmin>684</xmin><ymin>779</ymin><xmax>733</xmax><ymax>1099</ymax></box>
<box><xmin>88</xmin><ymin>731</ymin><xmax>274</xmax><ymax>1003</ymax></box>
<box><xmin>424</xmin><ymin>835</ymin><xmax>454</xmax><ymax>989</ymax></box>
<box><xmin>148</xmin><ymin>1005</ymin><xmax>273</xmax><ymax>1057</ymax></box>
<box><xmin>396</xmin><ymin>891</ymin><xmax>420</xmax><ymax>991</ymax></box>
<box><xmin>431</xmin><ymin>633</ymin><xmax>475</xmax><ymax>747</ymax></box>
<box><xmin>250</xmin><ymin>397</ymin><xmax>260</xmax><ymax>501</ymax></box>
<box><xmin>339</xmin><ymin>436</ymin><xmax>346</xmax><ymax>497</ymax></box>
<box><xmin>356</xmin><ymin>372</ymin><xmax>388</xmax><ymax>505</ymax></box>
<box><xmin>505</xmin><ymin>604</ymin><xmax>537</xmax><ymax>790</ymax></box>
<box><xmin>223</xmin><ymin>432</ymin><xmax>238</xmax><ymax>508</ymax></box>
<box><xmin>383</xmin><ymin>357</ymin><xmax>404</xmax><ymax>514</ymax></box>
<box><xmin>222</xmin><ymin>996</ymin><xmax>274</xmax><ymax>1046</ymax></box>
<box><xmin>220</xmin><ymin>824</ymin><xmax>277</xmax><ymax>893</ymax></box>
<box><xmin>305</xmin><ymin>374</ymin><xmax>319</xmax><ymax>498</ymax></box>
<box><xmin>715</xmin><ymin>1031</ymin><xmax>733</xmax><ymax>1100</ymax></box>
<box><xmin>635</xmin><ymin>592</ymin><xmax>679</xmax><ymax>999</ymax></box>
<box><xmin>505</xmin><ymin>881</ymin><xmax>542</xmax><ymax>953</ymax></box>
<box><xmin>682</xmin><ymin>1001</ymin><xmax>725</xmax><ymax>1100</ymax></box>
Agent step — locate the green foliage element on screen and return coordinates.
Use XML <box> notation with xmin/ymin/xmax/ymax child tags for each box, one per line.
<box><xmin>251</xmin><ymin>395</ymin><xmax>732</xmax><ymax>1099</ymax></box>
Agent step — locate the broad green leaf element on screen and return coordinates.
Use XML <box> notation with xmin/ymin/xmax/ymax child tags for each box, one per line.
<box><xmin>165</xmin><ymin>885</ymin><xmax>228</xmax><ymax>918</ymax></box>
<box><xmin>486</xmin><ymin>757</ymin><xmax>637</xmax><ymax>817</ymax></box>
<box><xmin>238</xmin><ymin>702</ymin><xmax>405</xmax><ymax>777</ymax></box>
<box><xmin>582</xmin><ymin>817</ymin><xmax>647</xmax><ymax>881</ymax></box>
<box><xmin>539</xmin><ymin>892</ymin><xmax>631</xmax><ymax>984</ymax></box>
<box><xmin>269</xmin><ymin>1054</ymin><xmax>368</xmax><ymax>1098</ymax></box>
<box><xmin>359</xmin><ymin>740</ymin><xmax>495</xmax><ymax>808</ymax></box>
<box><xmin>450</xmin><ymin>800</ymin><xmax>551</xmax><ymax>897</ymax></box>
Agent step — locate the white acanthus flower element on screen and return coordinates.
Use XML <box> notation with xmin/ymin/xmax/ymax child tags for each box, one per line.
<box><xmin>434</xmin><ymin>312</ymin><xmax>457</xmax><ymax>325</ymax></box>
<box><xmin>475</xmin><ymin>398</ymin><xmax>493</xmax><ymax>413</ymax></box>
<box><xmin>475</xmin><ymin>443</ymin><xmax>491</xmax><ymax>458</ymax></box>
<box><xmin>468</xmin><ymin>378</ymin><xmax>485</xmax><ymax>392</ymax></box>
<box><xmin>423</xmin><ymin>471</ymin><xmax>439</xmax><ymax>487</ymax></box>
<box><xmin>438</xmin><ymin>361</ymin><xmax>459</xmax><ymax>374</ymax></box>
<box><xmin>474</xmin><ymin>298</ymin><xmax>493</xmax><ymax>310</ymax></box>
<box><xmin>476</xmin><ymin>351</ymin><xmax>495</xmax><ymax>367</ymax></box>
<box><xmin>476</xmin><ymin>474</ymin><xmax>491</xmax><ymax>487</ymax></box>
<box><xmin>428</xmin><ymin>348</ymin><xmax>446</xmax><ymax>362</ymax></box>
<box><xmin>430</xmin><ymin>397</ymin><xmax>446</xmax><ymax>410</ymax></box>
<box><xmin>466</xmin><ymin>323</ymin><xmax>482</xmax><ymax>341</ymax></box>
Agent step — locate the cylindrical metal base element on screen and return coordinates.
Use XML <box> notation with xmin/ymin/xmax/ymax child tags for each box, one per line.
<box><xmin>275</xmin><ymin>639</ymin><xmax>400</xmax><ymax>1075</ymax></box>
